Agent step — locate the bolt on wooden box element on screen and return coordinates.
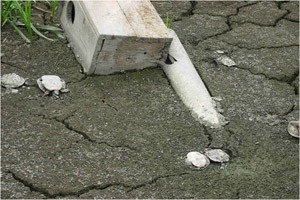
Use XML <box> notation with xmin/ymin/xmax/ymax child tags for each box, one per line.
<box><xmin>60</xmin><ymin>0</ymin><xmax>172</xmax><ymax>75</ymax></box>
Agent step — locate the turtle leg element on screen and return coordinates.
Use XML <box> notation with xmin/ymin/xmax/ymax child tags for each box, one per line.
<box><xmin>60</xmin><ymin>88</ymin><xmax>69</xmax><ymax>93</ymax></box>
<box><xmin>44</xmin><ymin>90</ymin><xmax>50</xmax><ymax>96</ymax></box>
<box><xmin>53</xmin><ymin>90</ymin><xmax>60</xmax><ymax>99</ymax></box>
<box><xmin>54</xmin><ymin>90</ymin><xmax>60</xmax><ymax>96</ymax></box>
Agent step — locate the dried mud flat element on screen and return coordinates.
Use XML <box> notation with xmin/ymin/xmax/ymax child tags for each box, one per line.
<box><xmin>1</xmin><ymin>1</ymin><xmax>299</xmax><ymax>199</ymax></box>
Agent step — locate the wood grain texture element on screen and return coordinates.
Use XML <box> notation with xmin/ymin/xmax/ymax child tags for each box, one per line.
<box><xmin>81</xmin><ymin>1</ymin><xmax>136</xmax><ymax>36</ymax></box>
<box><xmin>117</xmin><ymin>0</ymin><xmax>170</xmax><ymax>38</ymax></box>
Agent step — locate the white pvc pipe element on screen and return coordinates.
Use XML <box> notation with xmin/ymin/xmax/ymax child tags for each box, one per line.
<box><xmin>163</xmin><ymin>29</ymin><xmax>227</xmax><ymax>128</ymax></box>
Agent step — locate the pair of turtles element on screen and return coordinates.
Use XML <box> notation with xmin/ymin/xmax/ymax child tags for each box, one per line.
<box><xmin>1</xmin><ymin>73</ymin><xmax>68</xmax><ymax>97</ymax></box>
<box><xmin>186</xmin><ymin>149</ymin><xmax>230</xmax><ymax>169</ymax></box>
<box><xmin>185</xmin><ymin>123</ymin><xmax>300</xmax><ymax>169</ymax></box>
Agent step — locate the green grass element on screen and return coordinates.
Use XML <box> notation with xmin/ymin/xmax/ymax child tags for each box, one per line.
<box><xmin>165</xmin><ymin>13</ymin><xmax>171</xmax><ymax>29</ymax></box>
<box><xmin>1</xmin><ymin>0</ymin><xmax>63</xmax><ymax>43</ymax></box>
<box><xmin>51</xmin><ymin>0</ymin><xmax>58</xmax><ymax>21</ymax></box>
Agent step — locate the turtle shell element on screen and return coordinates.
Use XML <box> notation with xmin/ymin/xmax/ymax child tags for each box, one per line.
<box><xmin>216</xmin><ymin>55</ymin><xmax>236</xmax><ymax>67</ymax></box>
<box><xmin>204</xmin><ymin>149</ymin><xmax>230</xmax><ymax>163</ymax></box>
<box><xmin>186</xmin><ymin>151</ymin><xmax>210</xmax><ymax>169</ymax></box>
<box><xmin>41</xmin><ymin>75</ymin><xmax>63</xmax><ymax>91</ymax></box>
<box><xmin>288</xmin><ymin>121</ymin><xmax>299</xmax><ymax>138</ymax></box>
<box><xmin>1</xmin><ymin>73</ymin><xmax>25</xmax><ymax>88</ymax></box>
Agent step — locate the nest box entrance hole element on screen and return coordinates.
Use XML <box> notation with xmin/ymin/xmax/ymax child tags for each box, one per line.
<box><xmin>67</xmin><ymin>1</ymin><xmax>75</xmax><ymax>24</ymax></box>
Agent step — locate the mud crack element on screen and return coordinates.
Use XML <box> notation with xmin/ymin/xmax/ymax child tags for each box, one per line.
<box><xmin>195</xmin><ymin>26</ymin><xmax>231</xmax><ymax>46</ymax></box>
<box><xmin>102</xmin><ymin>99</ymin><xmax>118</xmax><ymax>112</ymax></box>
<box><xmin>5</xmin><ymin>170</ymin><xmax>52</xmax><ymax>198</ymax></box>
<box><xmin>59</xmin><ymin>120</ymin><xmax>135</xmax><ymax>151</ymax></box>
<box><xmin>5</xmin><ymin>169</ymin><xmax>130</xmax><ymax>198</ymax></box>
<box><xmin>5</xmin><ymin>170</ymin><xmax>190</xmax><ymax>198</ymax></box>
<box><xmin>230</xmin><ymin>6</ymin><xmax>290</xmax><ymax>27</ymax></box>
<box><xmin>126</xmin><ymin>172</ymin><xmax>189</xmax><ymax>193</ymax></box>
<box><xmin>193</xmin><ymin>2</ymin><xmax>259</xmax><ymax>46</ymax></box>
<box><xmin>273</xmin><ymin>10</ymin><xmax>291</xmax><ymax>26</ymax></box>
<box><xmin>220</xmin><ymin>39</ymin><xmax>299</xmax><ymax>50</ymax></box>
<box><xmin>234</xmin><ymin>2</ymin><xmax>260</xmax><ymax>15</ymax></box>
<box><xmin>67</xmin><ymin>182</ymin><xmax>130</xmax><ymax>198</ymax></box>
<box><xmin>66</xmin><ymin>73</ymin><xmax>88</xmax><ymax>84</ymax></box>
<box><xmin>60</xmin><ymin>121</ymin><xmax>136</xmax><ymax>151</ymax></box>
<box><xmin>1</xmin><ymin>61</ymin><xmax>28</xmax><ymax>72</ymax></box>
<box><xmin>277</xmin><ymin>2</ymin><xmax>299</xmax><ymax>23</ymax></box>
<box><xmin>221</xmin><ymin>62</ymin><xmax>299</xmax><ymax>88</ymax></box>
<box><xmin>31</xmin><ymin>111</ymin><xmax>136</xmax><ymax>151</ymax></box>
<box><xmin>281</xmin><ymin>105</ymin><xmax>296</xmax><ymax>117</ymax></box>
<box><xmin>181</xmin><ymin>1</ymin><xmax>197</xmax><ymax>17</ymax></box>
<box><xmin>223</xmin><ymin>129</ymin><xmax>242</xmax><ymax>158</ymax></box>
<box><xmin>203</xmin><ymin>126</ymin><xmax>213</xmax><ymax>147</ymax></box>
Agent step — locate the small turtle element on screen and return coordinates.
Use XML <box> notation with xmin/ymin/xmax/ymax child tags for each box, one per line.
<box><xmin>37</xmin><ymin>75</ymin><xmax>69</xmax><ymax>97</ymax></box>
<box><xmin>204</xmin><ymin>149</ymin><xmax>230</xmax><ymax>163</ymax></box>
<box><xmin>288</xmin><ymin>121</ymin><xmax>299</xmax><ymax>138</ymax></box>
<box><xmin>185</xmin><ymin>151</ymin><xmax>210</xmax><ymax>169</ymax></box>
<box><xmin>216</xmin><ymin>55</ymin><xmax>236</xmax><ymax>67</ymax></box>
<box><xmin>1</xmin><ymin>73</ymin><xmax>25</xmax><ymax>88</ymax></box>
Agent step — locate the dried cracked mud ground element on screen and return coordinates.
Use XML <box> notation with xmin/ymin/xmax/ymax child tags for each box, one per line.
<box><xmin>1</xmin><ymin>1</ymin><xmax>299</xmax><ymax>199</ymax></box>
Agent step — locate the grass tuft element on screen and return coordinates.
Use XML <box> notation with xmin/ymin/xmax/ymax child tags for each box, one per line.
<box><xmin>50</xmin><ymin>0</ymin><xmax>58</xmax><ymax>21</ymax></box>
<box><xmin>165</xmin><ymin>13</ymin><xmax>172</xmax><ymax>29</ymax></box>
<box><xmin>1</xmin><ymin>0</ymin><xmax>63</xmax><ymax>43</ymax></box>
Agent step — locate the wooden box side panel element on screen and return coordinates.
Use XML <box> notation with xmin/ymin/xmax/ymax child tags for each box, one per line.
<box><xmin>60</xmin><ymin>1</ymin><xmax>99</xmax><ymax>73</ymax></box>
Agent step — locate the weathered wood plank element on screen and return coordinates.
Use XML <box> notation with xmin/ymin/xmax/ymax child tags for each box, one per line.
<box><xmin>81</xmin><ymin>1</ymin><xmax>136</xmax><ymax>36</ymax></box>
<box><xmin>117</xmin><ymin>0</ymin><xmax>169</xmax><ymax>38</ymax></box>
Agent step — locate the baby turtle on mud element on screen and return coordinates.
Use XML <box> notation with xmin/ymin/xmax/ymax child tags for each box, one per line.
<box><xmin>185</xmin><ymin>151</ymin><xmax>210</xmax><ymax>169</ymax></box>
<box><xmin>1</xmin><ymin>73</ymin><xmax>25</xmax><ymax>88</ymax></box>
<box><xmin>37</xmin><ymin>75</ymin><xmax>69</xmax><ymax>97</ymax></box>
<box><xmin>216</xmin><ymin>55</ymin><xmax>236</xmax><ymax>67</ymax></box>
<box><xmin>204</xmin><ymin>149</ymin><xmax>230</xmax><ymax>163</ymax></box>
<box><xmin>288</xmin><ymin>121</ymin><xmax>299</xmax><ymax>138</ymax></box>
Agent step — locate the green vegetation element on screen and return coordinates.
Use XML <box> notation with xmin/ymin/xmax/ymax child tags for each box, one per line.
<box><xmin>1</xmin><ymin>0</ymin><xmax>63</xmax><ymax>43</ymax></box>
<box><xmin>165</xmin><ymin>13</ymin><xmax>171</xmax><ymax>28</ymax></box>
<box><xmin>50</xmin><ymin>0</ymin><xmax>58</xmax><ymax>20</ymax></box>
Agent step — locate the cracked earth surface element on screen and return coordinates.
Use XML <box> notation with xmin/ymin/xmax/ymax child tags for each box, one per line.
<box><xmin>1</xmin><ymin>1</ymin><xmax>299</xmax><ymax>199</ymax></box>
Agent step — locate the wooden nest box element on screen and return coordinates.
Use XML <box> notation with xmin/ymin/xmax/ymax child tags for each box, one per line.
<box><xmin>60</xmin><ymin>0</ymin><xmax>172</xmax><ymax>75</ymax></box>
